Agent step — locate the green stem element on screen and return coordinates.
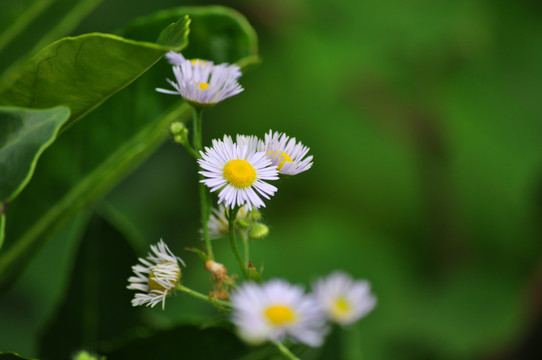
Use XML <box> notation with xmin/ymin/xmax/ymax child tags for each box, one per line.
<box><xmin>191</xmin><ymin>107</ymin><xmax>213</xmax><ymax>260</ymax></box>
<box><xmin>192</xmin><ymin>107</ymin><xmax>203</xmax><ymax>151</ymax></box>
<box><xmin>273</xmin><ymin>341</ymin><xmax>300</xmax><ymax>360</ymax></box>
<box><xmin>228</xmin><ymin>207</ymin><xmax>248</xmax><ymax>278</ymax></box>
<box><xmin>176</xmin><ymin>284</ymin><xmax>231</xmax><ymax>308</ymax></box>
<box><xmin>343</xmin><ymin>323</ymin><xmax>363</xmax><ymax>360</ymax></box>
<box><xmin>181</xmin><ymin>141</ymin><xmax>199</xmax><ymax>159</ymax></box>
<box><xmin>240</xmin><ymin>230</ymin><xmax>249</xmax><ymax>266</ymax></box>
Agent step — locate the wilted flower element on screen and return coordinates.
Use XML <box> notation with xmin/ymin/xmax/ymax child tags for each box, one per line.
<box><xmin>127</xmin><ymin>240</ymin><xmax>184</xmax><ymax>309</ymax></box>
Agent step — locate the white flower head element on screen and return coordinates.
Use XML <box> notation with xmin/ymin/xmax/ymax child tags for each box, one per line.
<box><xmin>312</xmin><ymin>271</ymin><xmax>376</xmax><ymax>326</ymax></box>
<box><xmin>231</xmin><ymin>280</ymin><xmax>327</xmax><ymax>347</ymax></box>
<box><xmin>207</xmin><ymin>203</ymin><xmax>250</xmax><ymax>239</ymax></box>
<box><xmin>127</xmin><ymin>239</ymin><xmax>185</xmax><ymax>309</ymax></box>
<box><xmin>198</xmin><ymin>136</ymin><xmax>279</xmax><ymax>210</ymax></box>
<box><xmin>259</xmin><ymin>130</ymin><xmax>313</xmax><ymax>175</ymax></box>
<box><xmin>156</xmin><ymin>51</ymin><xmax>243</xmax><ymax>107</ymax></box>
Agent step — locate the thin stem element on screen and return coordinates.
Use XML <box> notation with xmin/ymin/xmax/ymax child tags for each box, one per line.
<box><xmin>176</xmin><ymin>284</ymin><xmax>231</xmax><ymax>308</ymax></box>
<box><xmin>191</xmin><ymin>107</ymin><xmax>214</xmax><ymax>260</ymax></box>
<box><xmin>240</xmin><ymin>230</ymin><xmax>249</xmax><ymax>266</ymax></box>
<box><xmin>343</xmin><ymin>323</ymin><xmax>363</xmax><ymax>360</ymax></box>
<box><xmin>182</xmin><ymin>141</ymin><xmax>199</xmax><ymax>159</ymax></box>
<box><xmin>192</xmin><ymin>107</ymin><xmax>203</xmax><ymax>151</ymax></box>
<box><xmin>272</xmin><ymin>341</ymin><xmax>300</xmax><ymax>360</ymax></box>
<box><xmin>228</xmin><ymin>207</ymin><xmax>248</xmax><ymax>278</ymax></box>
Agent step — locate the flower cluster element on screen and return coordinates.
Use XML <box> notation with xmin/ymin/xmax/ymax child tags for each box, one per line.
<box><xmin>126</xmin><ymin>51</ymin><xmax>377</xmax><ymax>356</ymax></box>
<box><xmin>197</xmin><ymin>131</ymin><xmax>313</xmax><ymax>210</ymax></box>
<box><xmin>231</xmin><ymin>273</ymin><xmax>376</xmax><ymax>346</ymax></box>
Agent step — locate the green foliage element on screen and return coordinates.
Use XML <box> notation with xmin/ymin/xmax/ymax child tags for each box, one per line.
<box><xmin>0</xmin><ymin>16</ymin><xmax>190</xmax><ymax>129</ymax></box>
<box><xmin>0</xmin><ymin>2</ymin><xmax>260</xmax><ymax>358</ymax></box>
<box><xmin>0</xmin><ymin>106</ymin><xmax>70</xmax><ymax>204</ymax></box>
<box><xmin>0</xmin><ymin>0</ymin><xmax>105</xmax><ymax>82</ymax></box>
<box><xmin>38</xmin><ymin>214</ymin><xmax>138</xmax><ymax>359</ymax></box>
<box><xmin>0</xmin><ymin>5</ymin><xmax>258</xmax><ymax>288</ymax></box>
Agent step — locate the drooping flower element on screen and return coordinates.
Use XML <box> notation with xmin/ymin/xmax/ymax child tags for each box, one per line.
<box><xmin>259</xmin><ymin>130</ymin><xmax>313</xmax><ymax>175</ymax></box>
<box><xmin>156</xmin><ymin>51</ymin><xmax>243</xmax><ymax>107</ymax></box>
<box><xmin>312</xmin><ymin>271</ymin><xmax>376</xmax><ymax>325</ymax></box>
<box><xmin>127</xmin><ymin>240</ymin><xmax>185</xmax><ymax>309</ymax></box>
<box><xmin>198</xmin><ymin>136</ymin><xmax>279</xmax><ymax>210</ymax></box>
<box><xmin>231</xmin><ymin>279</ymin><xmax>327</xmax><ymax>346</ymax></box>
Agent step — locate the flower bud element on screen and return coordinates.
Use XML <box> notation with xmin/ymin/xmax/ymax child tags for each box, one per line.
<box><xmin>249</xmin><ymin>223</ymin><xmax>269</xmax><ymax>240</ymax></box>
<box><xmin>169</xmin><ymin>121</ymin><xmax>185</xmax><ymax>135</ymax></box>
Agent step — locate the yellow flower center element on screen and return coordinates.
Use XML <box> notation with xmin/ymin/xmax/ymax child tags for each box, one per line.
<box><xmin>223</xmin><ymin>159</ymin><xmax>257</xmax><ymax>188</ymax></box>
<box><xmin>148</xmin><ymin>261</ymin><xmax>180</xmax><ymax>294</ymax></box>
<box><xmin>268</xmin><ymin>150</ymin><xmax>293</xmax><ymax>170</ymax></box>
<box><xmin>198</xmin><ymin>82</ymin><xmax>209</xmax><ymax>91</ymax></box>
<box><xmin>264</xmin><ymin>304</ymin><xmax>296</xmax><ymax>326</ymax></box>
<box><xmin>332</xmin><ymin>296</ymin><xmax>351</xmax><ymax>317</ymax></box>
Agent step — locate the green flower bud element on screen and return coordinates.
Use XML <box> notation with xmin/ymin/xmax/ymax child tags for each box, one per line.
<box><xmin>248</xmin><ymin>223</ymin><xmax>269</xmax><ymax>240</ymax></box>
<box><xmin>169</xmin><ymin>121</ymin><xmax>185</xmax><ymax>135</ymax></box>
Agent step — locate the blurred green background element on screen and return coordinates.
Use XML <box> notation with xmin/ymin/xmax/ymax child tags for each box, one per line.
<box><xmin>1</xmin><ymin>0</ymin><xmax>542</xmax><ymax>359</ymax></box>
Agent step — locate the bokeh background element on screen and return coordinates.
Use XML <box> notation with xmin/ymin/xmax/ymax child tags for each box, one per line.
<box><xmin>1</xmin><ymin>0</ymin><xmax>542</xmax><ymax>359</ymax></box>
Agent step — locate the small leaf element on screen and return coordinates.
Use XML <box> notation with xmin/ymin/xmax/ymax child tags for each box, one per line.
<box><xmin>119</xmin><ymin>5</ymin><xmax>258</xmax><ymax>64</ymax></box>
<box><xmin>0</xmin><ymin>106</ymin><xmax>70</xmax><ymax>203</ymax></box>
<box><xmin>0</xmin><ymin>16</ymin><xmax>190</xmax><ymax>130</ymax></box>
<box><xmin>156</xmin><ymin>15</ymin><xmax>190</xmax><ymax>47</ymax></box>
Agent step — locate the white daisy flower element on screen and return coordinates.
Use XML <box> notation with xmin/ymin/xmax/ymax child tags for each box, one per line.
<box><xmin>231</xmin><ymin>280</ymin><xmax>327</xmax><ymax>347</ymax></box>
<box><xmin>312</xmin><ymin>271</ymin><xmax>376</xmax><ymax>326</ymax></box>
<box><xmin>127</xmin><ymin>239</ymin><xmax>185</xmax><ymax>309</ymax></box>
<box><xmin>258</xmin><ymin>130</ymin><xmax>313</xmax><ymax>175</ymax></box>
<box><xmin>165</xmin><ymin>51</ymin><xmax>242</xmax><ymax>78</ymax></box>
<box><xmin>156</xmin><ymin>51</ymin><xmax>243</xmax><ymax>107</ymax></box>
<box><xmin>198</xmin><ymin>136</ymin><xmax>279</xmax><ymax>210</ymax></box>
<box><xmin>207</xmin><ymin>203</ymin><xmax>250</xmax><ymax>239</ymax></box>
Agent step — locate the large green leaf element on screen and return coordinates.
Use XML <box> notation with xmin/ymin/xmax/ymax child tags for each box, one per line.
<box><xmin>0</xmin><ymin>106</ymin><xmax>70</xmax><ymax>204</ymax></box>
<box><xmin>0</xmin><ymin>5</ymin><xmax>258</xmax><ymax>288</ymax></box>
<box><xmin>120</xmin><ymin>6</ymin><xmax>258</xmax><ymax>64</ymax></box>
<box><xmin>0</xmin><ymin>0</ymin><xmax>105</xmax><ymax>80</ymax></box>
<box><xmin>0</xmin><ymin>15</ymin><xmax>190</xmax><ymax>130</ymax></box>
